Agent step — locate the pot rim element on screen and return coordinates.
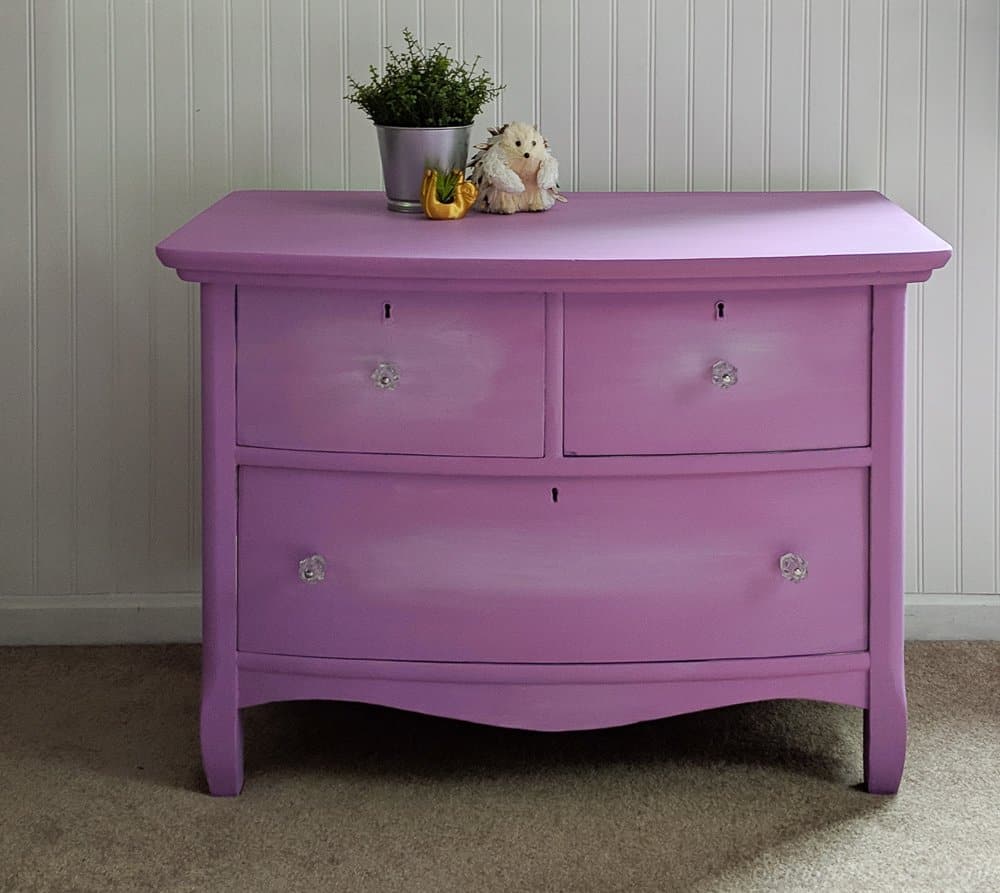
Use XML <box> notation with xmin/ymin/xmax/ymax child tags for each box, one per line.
<box><xmin>374</xmin><ymin>123</ymin><xmax>474</xmax><ymax>132</ymax></box>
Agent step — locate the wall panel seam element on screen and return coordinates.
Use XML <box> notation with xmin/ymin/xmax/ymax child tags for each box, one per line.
<box><xmin>108</xmin><ymin>0</ymin><xmax>119</xmax><ymax>593</ymax></box>
<box><xmin>28</xmin><ymin>0</ymin><xmax>39</xmax><ymax>594</ymax></box>
<box><xmin>916</xmin><ymin>0</ymin><xmax>928</xmax><ymax>592</ymax></box>
<box><xmin>647</xmin><ymin>0</ymin><xmax>655</xmax><ymax>191</ymax></box>
<box><xmin>802</xmin><ymin>0</ymin><xmax>810</xmax><ymax>190</ymax></box>
<box><xmin>68</xmin><ymin>0</ymin><xmax>80</xmax><ymax>594</ymax></box>
<box><xmin>145</xmin><ymin>0</ymin><xmax>156</xmax><ymax>574</ymax></box>
<box><xmin>340</xmin><ymin>0</ymin><xmax>347</xmax><ymax>188</ymax></box>
<box><xmin>686</xmin><ymin>0</ymin><xmax>694</xmax><ymax>190</ymax></box>
<box><xmin>302</xmin><ymin>0</ymin><xmax>310</xmax><ymax>188</ymax></box>
<box><xmin>839</xmin><ymin>0</ymin><xmax>848</xmax><ymax>189</ymax></box>
<box><xmin>610</xmin><ymin>0</ymin><xmax>618</xmax><ymax>190</ymax></box>
<box><xmin>263</xmin><ymin>0</ymin><xmax>272</xmax><ymax>188</ymax></box>
<box><xmin>185</xmin><ymin>0</ymin><xmax>196</xmax><ymax>575</ymax></box>
<box><xmin>878</xmin><ymin>0</ymin><xmax>888</xmax><ymax>191</ymax></box>
<box><xmin>955</xmin><ymin>0</ymin><xmax>966</xmax><ymax>591</ymax></box>
<box><xmin>995</xmin><ymin>0</ymin><xmax>1000</xmax><ymax>591</ymax></box>
<box><xmin>763</xmin><ymin>0</ymin><xmax>771</xmax><ymax>189</ymax></box>
<box><xmin>225</xmin><ymin>0</ymin><xmax>233</xmax><ymax>191</ymax></box>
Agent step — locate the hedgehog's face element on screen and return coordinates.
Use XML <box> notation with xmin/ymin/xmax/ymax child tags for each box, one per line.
<box><xmin>498</xmin><ymin>123</ymin><xmax>545</xmax><ymax>170</ymax></box>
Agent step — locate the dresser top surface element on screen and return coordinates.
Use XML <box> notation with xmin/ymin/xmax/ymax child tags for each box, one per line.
<box><xmin>156</xmin><ymin>190</ymin><xmax>951</xmax><ymax>283</ymax></box>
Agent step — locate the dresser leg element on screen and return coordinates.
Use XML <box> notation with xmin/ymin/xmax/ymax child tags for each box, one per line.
<box><xmin>201</xmin><ymin>686</ymin><xmax>244</xmax><ymax>796</ymax></box>
<box><xmin>863</xmin><ymin>689</ymin><xmax>907</xmax><ymax>794</ymax></box>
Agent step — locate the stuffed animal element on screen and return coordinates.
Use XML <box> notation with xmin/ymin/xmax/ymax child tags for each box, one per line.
<box><xmin>467</xmin><ymin>122</ymin><xmax>567</xmax><ymax>214</ymax></box>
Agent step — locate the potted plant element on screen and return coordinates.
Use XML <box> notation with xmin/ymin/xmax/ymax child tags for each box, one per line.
<box><xmin>346</xmin><ymin>29</ymin><xmax>503</xmax><ymax>212</ymax></box>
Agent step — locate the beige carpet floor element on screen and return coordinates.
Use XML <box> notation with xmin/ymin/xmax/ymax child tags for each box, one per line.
<box><xmin>0</xmin><ymin>642</ymin><xmax>997</xmax><ymax>893</ymax></box>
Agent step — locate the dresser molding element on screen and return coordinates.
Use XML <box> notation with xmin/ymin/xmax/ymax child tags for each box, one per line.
<box><xmin>156</xmin><ymin>190</ymin><xmax>951</xmax><ymax>797</ymax></box>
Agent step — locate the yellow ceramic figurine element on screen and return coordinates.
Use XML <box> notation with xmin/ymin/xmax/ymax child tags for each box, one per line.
<box><xmin>421</xmin><ymin>169</ymin><xmax>478</xmax><ymax>220</ymax></box>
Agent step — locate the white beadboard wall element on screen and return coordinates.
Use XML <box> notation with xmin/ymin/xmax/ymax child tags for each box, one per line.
<box><xmin>1</xmin><ymin>0</ymin><xmax>998</xmax><ymax>643</ymax></box>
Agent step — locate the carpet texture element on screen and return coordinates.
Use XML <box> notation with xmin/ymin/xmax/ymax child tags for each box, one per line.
<box><xmin>0</xmin><ymin>642</ymin><xmax>997</xmax><ymax>892</ymax></box>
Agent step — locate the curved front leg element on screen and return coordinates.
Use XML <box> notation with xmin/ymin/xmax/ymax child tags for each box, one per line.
<box><xmin>864</xmin><ymin>681</ymin><xmax>907</xmax><ymax>794</ymax></box>
<box><xmin>200</xmin><ymin>286</ymin><xmax>244</xmax><ymax>796</ymax></box>
<box><xmin>201</xmin><ymin>666</ymin><xmax>244</xmax><ymax>797</ymax></box>
<box><xmin>865</xmin><ymin>285</ymin><xmax>908</xmax><ymax>795</ymax></box>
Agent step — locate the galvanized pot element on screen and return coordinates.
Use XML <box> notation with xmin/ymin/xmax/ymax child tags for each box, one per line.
<box><xmin>376</xmin><ymin>125</ymin><xmax>473</xmax><ymax>213</ymax></box>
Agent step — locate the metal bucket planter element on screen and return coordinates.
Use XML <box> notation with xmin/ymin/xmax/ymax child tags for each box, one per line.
<box><xmin>376</xmin><ymin>124</ymin><xmax>473</xmax><ymax>213</ymax></box>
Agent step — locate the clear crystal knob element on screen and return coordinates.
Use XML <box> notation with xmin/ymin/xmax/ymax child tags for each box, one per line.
<box><xmin>298</xmin><ymin>554</ymin><xmax>326</xmax><ymax>584</ymax></box>
<box><xmin>712</xmin><ymin>360</ymin><xmax>738</xmax><ymax>389</ymax></box>
<box><xmin>371</xmin><ymin>361</ymin><xmax>400</xmax><ymax>390</ymax></box>
<box><xmin>779</xmin><ymin>552</ymin><xmax>809</xmax><ymax>583</ymax></box>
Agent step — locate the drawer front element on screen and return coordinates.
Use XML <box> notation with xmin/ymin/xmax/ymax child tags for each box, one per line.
<box><xmin>563</xmin><ymin>288</ymin><xmax>871</xmax><ymax>455</ymax></box>
<box><xmin>237</xmin><ymin>287</ymin><xmax>545</xmax><ymax>457</ymax></box>
<box><xmin>237</xmin><ymin>467</ymin><xmax>868</xmax><ymax>663</ymax></box>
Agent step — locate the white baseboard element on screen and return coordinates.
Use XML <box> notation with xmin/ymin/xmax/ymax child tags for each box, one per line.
<box><xmin>0</xmin><ymin>591</ymin><xmax>997</xmax><ymax>646</ymax></box>
<box><xmin>903</xmin><ymin>593</ymin><xmax>1000</xmax><ymax>640</ymax></box>
<box><xmin>0</xmin><ymin>592</ymin><xmax>201</xmax><ymax>645</ymax></box>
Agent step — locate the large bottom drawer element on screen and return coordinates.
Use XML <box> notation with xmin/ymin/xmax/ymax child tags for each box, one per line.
<box><xmin>236</xmin><ymin>467</ymin><xmax>869</xmax><ymax>663</ymax></box>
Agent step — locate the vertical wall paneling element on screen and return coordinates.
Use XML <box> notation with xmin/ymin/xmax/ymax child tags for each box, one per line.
<box><xmin>72</xmin><ymin>0</ymin><xmax>114</xmax><ymax>593</ymax></box>
<box><xmin>537</xmin><ymin>0</ymin><xmax>574</xmax><ymax>186</ymax></box>
<box><xmin>767</xmin><ymin>0</ymin><xmax>806</xmax><ymax>189</ymax></box>
<box><xmin>690</xmin><ymin>0</ymin><xmax>727</xmax><ymax>190</ymax></box>
<box><xmin>576</xmin><ymin>0</ymin><xmax>613</xmax><ymax>189</ymax></box>
<box><xmin>805</xmin><ymin>0</ymin><xmax>845</xmax><ymax>190</ymax></box>
<box><xmin>32</xmin><ymin>0</ymin><xmax>75</xmax><ymax>595</ymax></box>
<box><xmin>460</xmin><ymin>1</ymin><xmax>500</xmax><ymax>130</ymax></box>
<box><xmin>229</xmin><ymin>0</ymin><xmax>267</xmax><ymax>188</ymax></box>
<box><xmin>0</xmin><ymin>0</ymin><xmax>35</xmax><ymax>594</ymax></box>
<box><xmin>267</xmin><ymin>0</ymin><xmax>306</xmax><ymax>188</ymax></box>
<box><xmin>919</xmin><ymin>0</ymin><xmax>962</xmax><ymax>593</ymax></box>
<box><xmin>615</xmin><ymin>0</ymin><xmax>652</xmax><ymax>191</ymax></box>
<box><xmin>499</xmin><ymin>1</ymin><xmax>536</xmax><ymax>129</ymax></box>
<box><xmin>383</xmin><ymin>0</ymin><xmax>421</xmax><ymax>44</ymax></box>
<box><xmin>345</xmin><ymin>0</ymin><xmax>382</xmax><ymax>188</ymax></box>
<box><xmin>149</xmin><ymin>1</ymin><xmax>194</xmax><ymax>592</ymax></box>
<box><xmin>844</xmin><ymin>0</ymin><xmax>883</xmax><ymax>188</ymax></box>
<box><xmin>423</xmin><ymin>0</ymin><xmax>459</xmax><ymax>47</ymax></box>
<box><xmin>729</xmin><ymin>0</ymin><xmax>767</xmax><ymax>190</ymax></box>
<box><xmin>1</xmin><ymin>1</ymin><xmax>998</xmax><ymax>620</ymax></box>
<box><xmin>959</xmin><ymin>0</ymin><xmax>999</xmax><ymax>592</ymax></box>
<box><xmin>305</xmin><ymin>0</ymin><xmax>346</xmax><ymax>189</ymax></box>
<box><xmin>109</xmin><ymin>0</ymin><xmax>153</xmax><ymax>594</ymax></box>
<box><xmin>883</xmin><ymin>0</ymin><xmax>927</xmax><ymax>594</ymax></box>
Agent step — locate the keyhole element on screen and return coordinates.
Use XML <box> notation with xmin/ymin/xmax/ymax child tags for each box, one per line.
<box><xmin>384</xmin><ymin>303</ymin><xmax>392</xmax><ymax>320</ymax></box>
<box><xmin>715</xmin><ymin>301</ymin><xmax>725</xmax><ymax>320</ymax></box>
<box><xmin>551</xmin><ymin>487</ymin><xmax>559</xmax><ymax>503</ymax></box>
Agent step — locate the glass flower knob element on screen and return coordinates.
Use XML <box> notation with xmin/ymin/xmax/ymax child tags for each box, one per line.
<box><xmin>371</xmin><ymin>361</ymin><xmax>400</xmax><ymax>390</ymax></box>
<box><xmin>298</xmin><ymin>554</ymin><xmax>326</xmax><ymax>584</ymax></box>
<box><xmin>712</xmin><ymin>360</ymin><xmax>738</xmax><ymax>389</ymax></box>
<box><xmin>779</xmin><ymin>552</ymin><xmax>809</xmax><ymax>583</ymax></box>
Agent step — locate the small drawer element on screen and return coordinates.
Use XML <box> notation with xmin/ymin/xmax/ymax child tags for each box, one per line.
<box><xmin>237</xmin><ymin>287</ymin><xmax>545</xmax><ymax>457</ymax></box>
<box><xmin>237</xmin><ymin>466</ymin><xmax>869</xmax><ymax>663</ymax></box>
<box><xmin>563</xmin><ymin>288</ymin><xmax>871</xmax><ymax>455</ymax></box>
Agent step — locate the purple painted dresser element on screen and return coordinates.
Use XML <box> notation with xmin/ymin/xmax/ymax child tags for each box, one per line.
<box><xmin>156</xmin><ymin>191</ymin><xmax>951</xmax><ymax>796</ymax></box>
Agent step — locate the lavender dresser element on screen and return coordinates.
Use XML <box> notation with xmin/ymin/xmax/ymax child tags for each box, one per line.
<box><xmin>156</xmin><ymin>191</ymin><xmax>950</xmax><ymax>796</ymax></box>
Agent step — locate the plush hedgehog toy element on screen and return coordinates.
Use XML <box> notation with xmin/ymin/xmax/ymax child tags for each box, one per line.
<box><xmin>467</xmin><ymin>122</ymin><xmax>566</xmax><ymax>214</ymax></box>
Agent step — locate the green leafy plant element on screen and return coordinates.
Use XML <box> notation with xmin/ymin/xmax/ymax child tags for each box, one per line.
<box><xmin>433</xmin><ymin>168</ymin><xmax>461</xmax><ymax>203</ymax></box>
<box><xmin>345</xmin><ymin>29</ymin><xmax>504</xmax><ymax>127</ymax></box>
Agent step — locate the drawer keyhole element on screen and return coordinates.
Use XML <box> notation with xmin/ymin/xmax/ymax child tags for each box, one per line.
<box><xmin>551</xmin><ymin>487</ymin><xmax>559</xmax><ymax>504</ymax></box>
<box><xmin>715</xmin><ymin>301</ymin><xmax>725</xmax><ymax>320</ymax></box>
<box><xmin>384</xmin><ymin>303</ymin><xmax>392</xmax><ymax>320</ymax></box>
